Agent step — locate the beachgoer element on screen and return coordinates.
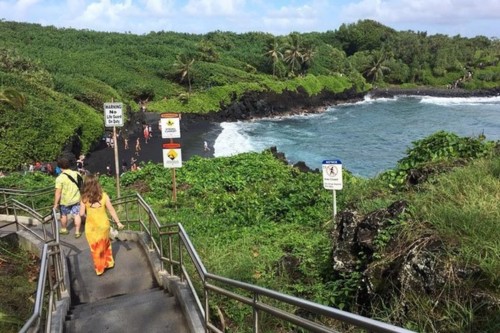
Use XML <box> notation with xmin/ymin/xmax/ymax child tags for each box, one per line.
<box><xmin>143</xmin><ymin>125</ymin><xmax>149</xmax><ymax>144</ymax></box>
<box><xmin>121</xmin><ymin>159</ymin><xmax>128</xmax><ymax>173</ymax></box>
<box><xmin>135</xmin><ymin>137</ymin><xmax>141</xmax><ymax>156</ymax></box>
<box><xmin>204</xmin><ymin>141</ymin><xmax>210</xmax><ymax>152</ymax></box>
<box><xmin>124</xmin><ymin>137</ymin><xmax>129</xmax><ymax>150</ymax></box>
<box><xmin>79</xmin><ymin>174</ymin><xmax>124</xmax><ymax>276</ymax></box>
<box><xmin>53</xmin><ymin>157</ymin><xmax>82</xmax><ymax>237</ymax></box>
<box><xmin>76</xmin><ymin>155</ymin><xmax>85</xmax><ymax>174</ymax></box>
<box><xmin>46</xmin><ymin>162</ymin><xmax>53</xmax><ymax>176</ymax></box>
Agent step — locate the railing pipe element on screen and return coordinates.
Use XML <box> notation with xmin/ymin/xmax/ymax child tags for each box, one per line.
<box><xmin>19</xmin><ymin>244</ymin><xmax>49</xmax><ymax>333</ymax></box>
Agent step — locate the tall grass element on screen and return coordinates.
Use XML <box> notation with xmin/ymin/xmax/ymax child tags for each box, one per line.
<box><xmin>411</xmin><ymin>158</ymin><xmax>500</xmax><ymax>288</ymax></box>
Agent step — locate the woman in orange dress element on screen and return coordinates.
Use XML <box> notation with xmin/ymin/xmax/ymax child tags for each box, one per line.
<box><xmin>79</xmin><ymin>175</ymin><xmax>124</xmax><ymax>275</ymax></box>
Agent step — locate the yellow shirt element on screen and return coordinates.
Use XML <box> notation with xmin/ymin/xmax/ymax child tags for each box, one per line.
<box><xmin>55</xmin><ymin>170</ymin><xmax>81</xmax><ymax>206</ymax></box>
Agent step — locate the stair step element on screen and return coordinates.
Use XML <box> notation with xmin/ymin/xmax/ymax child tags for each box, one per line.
<box><xmin>66</xmin><ymin>288</ymin><xmax>168</xmax><ymax>319</ymax></box>
<box><xmin>65</xmin><ymin>289</ymin><xmax>190</xmax><ymax>332</ymax></box>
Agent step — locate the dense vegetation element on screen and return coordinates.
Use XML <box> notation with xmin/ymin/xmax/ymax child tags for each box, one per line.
<box><xmin>1</xmin><ymin>131</ymin><xmax>499</xmax><ymax>332</ymax></box>
<box><xmin>1</xmin><ymin>20</ymin><xmax>500</xmax><ymax>170</ymax></box>
<box><xmin>0</xmin><ymin>239</ymin><xmax>39</xmax><ymax>332</ymax></box>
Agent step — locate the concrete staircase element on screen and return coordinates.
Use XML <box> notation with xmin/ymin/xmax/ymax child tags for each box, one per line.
<box><xmin>62</xmin><ymin>235</ymin><xmax>191</xmax><ymax>332</ymax></box>
<box><xmin>65</xmin><ymin>288</ymin><xmax>189</xmax><ymax>332</ymax></box>
<box><xmin>1</xmin><ymin>216</ymin><xmax>200</xmax><ymax>333</ymax></box>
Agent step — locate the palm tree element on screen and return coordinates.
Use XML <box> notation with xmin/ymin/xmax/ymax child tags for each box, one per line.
<box><xmin>301</xmin><ymin>44</ymin><xmax>316</xmax><ymax>72</ymax></box>
<box><xmin>264</xmin><ymin>39</ymin><xmax>283</xmax><ymax>77</ymax></box>
<box><xmin>0</xmin><ymin>88</ymin><xmax>26</xmax><ymax>110</ymax></box>
<box><xmin>363</xmin><ymin>51</ymin><xmax>390</xmax><ymax>83</ymax></box>
<box><xmin>173</xmin><ymin>54</ymin><xmax>195</xmax><ymax>93</ymax></box>
<box><xmin>284</xmin><ymin>33</ymin><xmax>303</xmax><ymax>76</ymax></box>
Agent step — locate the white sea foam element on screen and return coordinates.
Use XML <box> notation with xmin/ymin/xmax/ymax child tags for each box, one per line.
<box><xmin>419</xmin><ymin>95</ymin><xmax>500</xmax><ymax>106</ymax></box>
<box><xmin>213</xmin><ymin>122</ymin><xmax>255</xmax><ymax>157</ymax></box>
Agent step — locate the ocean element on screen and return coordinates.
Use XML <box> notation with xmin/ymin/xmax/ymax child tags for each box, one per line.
<box><xmin>213</xmin><ymin>95</ymin><xmax>500</xmax><ymax>178</ymax></box>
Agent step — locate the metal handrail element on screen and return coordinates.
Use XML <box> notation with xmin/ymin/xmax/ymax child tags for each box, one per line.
<box><xmin>112</xmin><ymin>193</ymin><xmax>415</xmax><ymax>333</ymax></box>
<box><xmin>19</xmin><ymin>240</ymin><xmax>66</xmax><ymax>333</ymax></box>
<box><xmin>0</xmin><ymin>188</ymin><xmax>67</xmax><ymax>333</ymax></box>
<box><xmin>0</xmin><ymin>198</ymin><xmax>54</xmax><ymax>242</ymax></box>
<box><xmin>0</xmin><ymin>186</ymin><xmax>53</xmax><ymax>216</ymax></box>
<box><xmin>6</xmin><ymin>187</ymin><xmax>413</xmax><ymax>333</ymax></box>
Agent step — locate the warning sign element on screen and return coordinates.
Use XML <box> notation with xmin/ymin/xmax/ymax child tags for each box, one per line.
<box><xmin>322</xmin><ymin>160</ymin><xmax>343</xmax><ymax>190</ymax></box>
<box><xmin>104</xmin><ymin>102</ymin><xmax>124</xmax><ymax>127</ymax></box>
<box><xmin>163</xmin><ymin>143</ymin><xmax>182</xmax><ymax>168</ymax></box>
<box><xmin>160</xmin><ymin>113</ymin><xmax>181</xmax><ymax>139</ymax></box>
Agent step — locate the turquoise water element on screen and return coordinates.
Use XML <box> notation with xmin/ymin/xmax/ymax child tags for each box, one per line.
<box><xmin>213</xmin><ymin>95</ymin><xmax>500</xmax><ymax>178</ymax></box>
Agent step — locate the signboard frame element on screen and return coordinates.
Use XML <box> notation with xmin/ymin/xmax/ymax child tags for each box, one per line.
<box><xmin>104</xmin><ymin>102</ymin><xmax>124</xmax><ymax>128</ymax></box>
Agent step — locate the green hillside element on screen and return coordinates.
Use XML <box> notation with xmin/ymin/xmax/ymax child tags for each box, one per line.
<box><xmin>1</xmin><ymin>20</ymin><xmax>500</xmax><ymax>170</ymax></box>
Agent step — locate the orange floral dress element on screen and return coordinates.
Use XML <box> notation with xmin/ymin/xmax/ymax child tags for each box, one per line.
<box><xmin>84</xmin><ymin>192</ymin><xmax>114</xmax><ymax>275</ymax></box>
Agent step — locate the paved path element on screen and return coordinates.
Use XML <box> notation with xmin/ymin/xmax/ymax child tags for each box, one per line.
<box><xmin>0</xmin><ymin>220</ymin><xmax>190</xmax><ymax>332</ymax></box>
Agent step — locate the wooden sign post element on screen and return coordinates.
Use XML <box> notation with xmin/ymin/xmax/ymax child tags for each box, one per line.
<box><xmin>160</xmin><ymin>113</ymin><xmax>182</xmax><ymax>202</ymax></box>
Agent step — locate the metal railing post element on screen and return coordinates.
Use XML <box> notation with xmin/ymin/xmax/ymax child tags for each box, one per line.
<box><xmin>253</xmin><ymin>293</ymin><xmax>259</xmax><ymax>333</ymax></box>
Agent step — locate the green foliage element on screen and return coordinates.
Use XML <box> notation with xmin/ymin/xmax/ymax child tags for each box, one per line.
<box><xmin>381</xmin><ymin>131</ymin><xmax>496</xmax><ymax>188</ymax></box>
<box><xmin>0</xmin><ymin>240</ymin><xmax>38</xmax><ymax>333</ymax></box>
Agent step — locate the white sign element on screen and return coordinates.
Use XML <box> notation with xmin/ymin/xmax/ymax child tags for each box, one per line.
<box><xmin>160</xmin><ymin>113</ymin><xmax>181</xmax><ymax>139</ymax></box>
<box><xmin>163</xmin><ymin>143</ymin><xmax>182</xmax><ymax>168</ymax></box>
<box><xmin>322</xmin><ymin>160</ymin><xmax>343</xmax><ymax>190</ymax></box>
<box><xmin>104</xmin><ymin>103</ymin><xmax>124</xmax><ymax>127</ymax></box>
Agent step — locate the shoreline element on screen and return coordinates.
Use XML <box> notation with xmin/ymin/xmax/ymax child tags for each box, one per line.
<box><xmin>83</xmin><ymin>86</ymin><xmax>500</xmax><ymax>174</ymax></box>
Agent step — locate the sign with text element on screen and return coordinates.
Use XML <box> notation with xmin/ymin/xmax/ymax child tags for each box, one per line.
<box><xmin>160</xmin><ymin>113</ymin><xmax>181</xmax><ymax>139</ymax></box>
<box><xmin>322</xmin><ymin>160</ymin><xmax>343</xmax><ymax>190</ymax></box>
<box><xmin>163</xmin><ymin>143</ymin><xmax>182</xmax><ymax>168</ymax></box>
<box><xmin>104</xmin><ymin>102</ymin><xmax>124</xmax><ymax>127</ymax></box>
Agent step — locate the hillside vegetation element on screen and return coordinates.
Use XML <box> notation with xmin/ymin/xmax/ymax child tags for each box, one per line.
<box><xmin>1</xmin><ymin>20</ymin><xmax>500</xmax><ymax>170</ymax></box>
<box><xmin>1</xmin><ymin>131</ymin><xmax>499</xmax><ymax>332</ymax></box>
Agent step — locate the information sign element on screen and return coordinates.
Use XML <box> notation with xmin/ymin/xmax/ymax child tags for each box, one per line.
<box><xmin>104</xmin><ymin>103</ymin><xmax>124</xmax><ymax>127</ymax></box>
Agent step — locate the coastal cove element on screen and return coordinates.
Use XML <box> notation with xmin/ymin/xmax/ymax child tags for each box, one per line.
<box><xmin>84</xmin><ymin>88</ymin><xmax>500</xmax><ymax>177</ymax></box>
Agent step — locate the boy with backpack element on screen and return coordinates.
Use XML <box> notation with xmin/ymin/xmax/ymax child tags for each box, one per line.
<box><xmin>53</xmin><ymin>157</ymin><xmax>83</xmax><ymax>238</ymax></box>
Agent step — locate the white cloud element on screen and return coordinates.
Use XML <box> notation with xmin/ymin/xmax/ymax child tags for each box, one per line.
<box><xmin>143</xmin><ymin>0</ymin><xmax>174</xmax><ymax>16</ymax></box>
<box><xmin>77</xmin><ymin>0</ymin><xmax>137</xmax><ymax>28</ymax></box>
<box><xmin>340</xmin><ymin>0</ymin><xmax>500</xmax><ymax>26</ymax></box>
<box><xmin>183</xmin><ymin>0</ymin><xmax>246</xmax><ymax>16</ymax></box>
<box><xmin>260</xmin><ymin>3</ymin><xmax>320</xmax><ymax>34</ymax></box>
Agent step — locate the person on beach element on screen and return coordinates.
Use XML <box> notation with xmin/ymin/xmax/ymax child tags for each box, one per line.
<box><xmin>204</xmin><ymin>140</ymin><xmax>210</xmax><ymax>152</ymax></box>
<box><xmin>121</xmin><ymin>159</ymin><xmax>128</xmax><ymax>173</ymax></box>
<box><xmin>53</xmin><ymin>157</ymin><xmax>82</xmax><ymax>237</ymax></box>
<box><xmin>143</xmin><ymin>125</ymin><xmax>149</xmax><ymax>144</ymax></box>
<box><xmin>124</xmin><ymin>137</ymin><xmax>129</xmax><ymax>150</ymax></box>
<box><xmin>79</xmin><ymin>174</ymin><xmax>124</xmax><ymax>276</ymax></box>
<box><xmin>135</xmin><ymin>137</ymin><xmax>141</xmax><ymax>156</ymax></box>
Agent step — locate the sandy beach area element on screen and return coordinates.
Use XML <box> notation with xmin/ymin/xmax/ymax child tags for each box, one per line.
<box><xmin>83</xmin><ymin>112</ymin><xmax>222</xmax><ymax>175</ymax></box>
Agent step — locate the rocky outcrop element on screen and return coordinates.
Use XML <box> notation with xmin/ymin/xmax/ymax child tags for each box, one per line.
<box><xmin>186</xmin><ymin>87</ymin><xmax>365</xmax><ymax>123</ymax></box>
<box><xmin>328</xmin><ymin>200</ymin><xmax>500</xmax><ymax>322</ymax></box>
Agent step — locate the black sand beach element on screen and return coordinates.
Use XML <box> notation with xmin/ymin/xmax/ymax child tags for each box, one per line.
<box><xmin>82</xmin><ymin>86</ymin><xmax>500</xmax><ymax>174</ymax></box>
<box><xmin>83</xmin><ymin>112</ymin><xmax>222</xmax><ymax>175</ymax></box>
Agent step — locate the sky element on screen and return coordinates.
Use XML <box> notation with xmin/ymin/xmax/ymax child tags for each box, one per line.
<box><xmin>1</xmin><ymin>0</ymin><xmax>499</xmax><ymax>38</ymax></box>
